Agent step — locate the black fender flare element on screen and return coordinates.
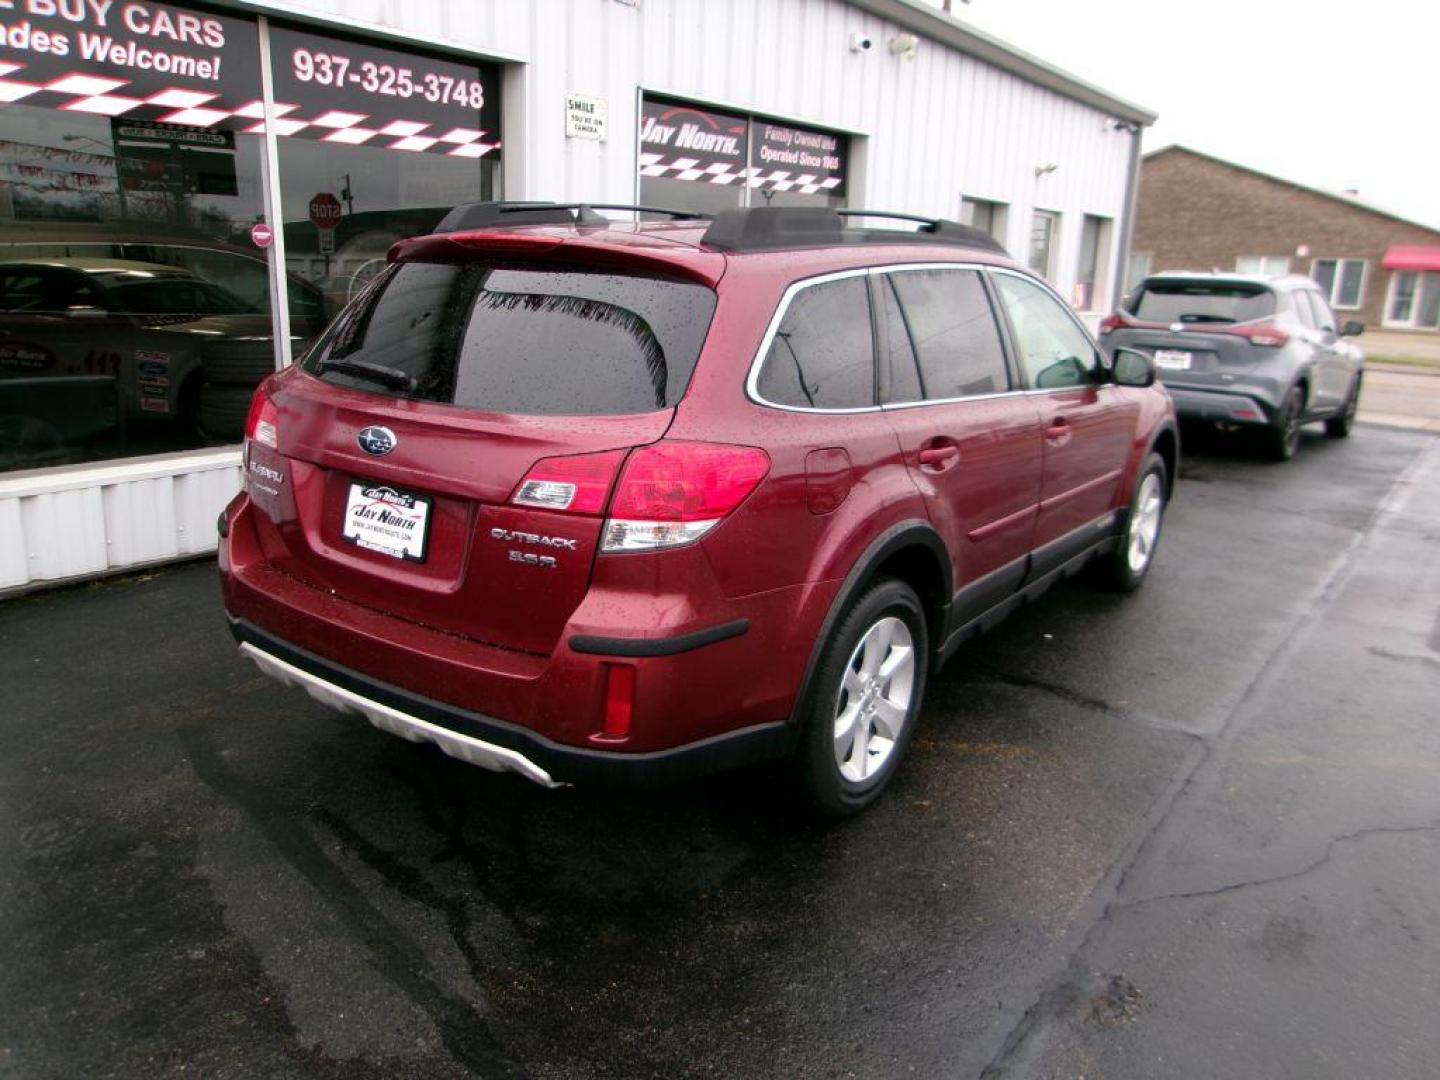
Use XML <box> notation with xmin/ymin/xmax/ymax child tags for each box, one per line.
<box><xmin>785</xmin><ymin>519</ymin><xmax>952</xmax><ymax>728</ymax></box>
<box><xmin>1146</xmin><ymin>419</ymin><xmax>1180</xmax><ymax>499</ymax></box>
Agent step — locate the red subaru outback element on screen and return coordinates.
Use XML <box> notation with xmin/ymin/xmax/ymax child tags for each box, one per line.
<box><xmin>219</xmin><ymin>203</ymin><xmax>1176</xmax><ymax>815</ymax></box>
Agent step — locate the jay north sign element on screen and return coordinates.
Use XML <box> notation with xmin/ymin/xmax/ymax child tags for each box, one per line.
<box><xmin>639</xmin><ymin>95</ymin><xmax>846</xmax><ymax>197</ymax></box>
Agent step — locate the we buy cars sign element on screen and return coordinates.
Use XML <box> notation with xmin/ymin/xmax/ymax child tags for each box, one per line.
<box><xmin>309</xmin><ymin>193</ymin><xmax>341</xmax><ymax>229</ymax></box>
<box><xmin>0</xmin><ymin>0</ymin><xmax>262</xmax><ymax>124</ymax></box>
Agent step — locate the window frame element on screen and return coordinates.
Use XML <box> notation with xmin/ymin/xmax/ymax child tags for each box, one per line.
<box><xmin>746</xmin><ymin>267</ymin><xmax>882</xmax><ymax>414</ymax></box>
<box><xmin>1028</xmin><ymin>209</ymin><xmax>1061</xmax><ymax>279</ymax></box>
<box><xmin>1310</xmin><ymin>257</ymin><xmax>1367</xmax><ymax>311</ymax></box>
<box><xmin>959</xmin><ymin>196</ymin><xmax>1009</xmax><ymax>247</ymax></box>
<box><xmin>1236</xmin><ymin>255</ymin><xmax>1291</xmax><ymax>276</ymax></box>
<box><xmin>745</xmin><ymin>263</ymin><xmax>1099</xmax><ymax>415</ymax></box>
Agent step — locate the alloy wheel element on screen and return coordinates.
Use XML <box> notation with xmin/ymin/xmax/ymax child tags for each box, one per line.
<box><xmin>833</xmin><ymin>615</ymin><xmax>916</xmax><ymax>783</ymax></box>
<box><xmin>1127</xmin><ymin>471</ymin><xmax>1164</xmax><ymax>573</ymax></box>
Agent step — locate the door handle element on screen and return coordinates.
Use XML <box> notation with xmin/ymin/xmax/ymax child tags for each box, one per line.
<box><xmin>917</xmin><ymin>439</ymin><xmax>960</xmax><ymax>472</ymax></box>
<box><xmin>1045</xmin><ymin>417</ymin><xmax>1073</xmax><ymax>446</ymax></box>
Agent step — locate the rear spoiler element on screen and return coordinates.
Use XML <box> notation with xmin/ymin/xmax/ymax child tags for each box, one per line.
<box><xmin>389</xmin><ymin>231</ymin><xmax>726</xmax><ymax>289</ymax></box>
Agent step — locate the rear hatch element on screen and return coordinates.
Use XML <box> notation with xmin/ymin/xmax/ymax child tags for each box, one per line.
<box><xmin>1102</xmin><ymin>278</ymin><xmax>1281</xmax><ymax>385</ymax></box>
<box><xmin>244</xmin><ymin>241</ymin><xmax>720</xmax><ymax>655</ymax></box>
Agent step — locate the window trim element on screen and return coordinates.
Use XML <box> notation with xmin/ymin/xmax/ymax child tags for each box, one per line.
<box><xmin>745</xmin><ymin>267</ymin><xmax>882</xmax><ymax>414</ymax></box>
<box><xmin>1235</xmin><ymin>255</ymin><xmax>1291</xmax><ymax>276</ymax></box>
<box><xmin>746</xmin><ymin>262</ymin><xmax>1096</xmax><ymax>415</ymax></box>
<box><xmin>1310</xmin><ymin>257</ymin><xmax>1367</xmax><ymax>311</ymax></box>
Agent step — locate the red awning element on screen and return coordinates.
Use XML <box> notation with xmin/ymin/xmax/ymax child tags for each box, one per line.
<box><xmin>1382</xmin><ymin>245</ymin><xmax>1440</xmax><ymax>272</ymax></box>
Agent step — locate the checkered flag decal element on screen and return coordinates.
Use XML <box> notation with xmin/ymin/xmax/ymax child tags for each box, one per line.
<box><xmin>0</xmin><ymin>62</ymin><xmax>499</xmax><ymax>158</ymax></box>
<box><xmin>640</xmin><ymin>152</ymin><xmax>842</xmax><ymax>196</ymax></box>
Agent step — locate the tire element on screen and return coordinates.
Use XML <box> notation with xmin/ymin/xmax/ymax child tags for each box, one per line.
<box><xmin>198</xmin><ymin>382</ymin><xmax>255</xmax><ymax>442</ymax></box>
<box><xmin>1095</xmin><ymin>451</ymin><xmax>1167</xmax><ymax>593</ymax></box>
<box><xmin>1264</xmin><ymin>386</ymin><xmax>1304</xmax><ymax>461</ymax></box>
<box><xmin>201</xmin><ymin>340</ymin><xmax>277</xmax><ymax>387</ymax></box>
<box><xmin>794</xmin><ymin>578</ymin><xmax>929</xmax><ymax>818</ymax></box>
<box><xmin>1325</xmin><ymin>373</ymin><xmax>1362</xmax><ymax>438</ymax></box>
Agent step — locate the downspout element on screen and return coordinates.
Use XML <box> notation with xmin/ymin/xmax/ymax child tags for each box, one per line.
<box><xmin>1112</xmin><ymin>126</ymin><xmax>1143</xmax><ymax>310</ymax></box>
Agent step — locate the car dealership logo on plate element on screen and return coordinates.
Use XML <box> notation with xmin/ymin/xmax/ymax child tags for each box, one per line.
<box><xmin>357</xmin><ymin>426</ymin><xmax>397</xmax><ymax>456</ymax></box>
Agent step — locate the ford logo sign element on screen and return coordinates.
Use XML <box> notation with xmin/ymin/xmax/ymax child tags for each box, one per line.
<box><xmin>357</xmin><ymin>426</ymin><xmax>397</xmax><ymax>456</ymax></box>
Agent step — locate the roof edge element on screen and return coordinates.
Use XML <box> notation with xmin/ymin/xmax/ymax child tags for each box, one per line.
<box><xmin>1144</xmin><ymin>144</ymin><xmax>1440</xmax><ymax>236</ymax></box>
<box><xmin>847</xmin><ymin>0</ymin><xmax>1157</xmax><ymax>126</ymax></box>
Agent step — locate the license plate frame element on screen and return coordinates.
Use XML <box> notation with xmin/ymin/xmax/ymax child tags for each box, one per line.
<box><xmin>1153</xmin><ymin>349</ymin><xmax>1193</xmax><ymax>371</ymax></box>
<box><xmin>341</xmin><ymin>481</ymin><xmax>432</xmax><ymax>563</ymax></box>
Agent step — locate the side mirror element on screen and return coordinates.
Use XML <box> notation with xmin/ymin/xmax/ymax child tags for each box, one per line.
<box><xmin>1340</xmin><ymin>320</ymin><xmax>1365</xmax><ymax>337</ymax></box>
<box><xmin>1111</xmin><ymin>346</ymin><xmax>1156</xmax><ymax>388</ymax></box>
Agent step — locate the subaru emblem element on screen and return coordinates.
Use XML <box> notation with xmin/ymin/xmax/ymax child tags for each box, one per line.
<box><xmin>357</xmin><ymin>426</ymin><xmax>397</xmax><ymax>456</ymax></box>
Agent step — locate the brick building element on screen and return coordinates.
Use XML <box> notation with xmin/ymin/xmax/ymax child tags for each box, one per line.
<box><xmin>1131</xmin><ymin>146</ymin><xmax>1440</xmax><ymax>333</ymax></box>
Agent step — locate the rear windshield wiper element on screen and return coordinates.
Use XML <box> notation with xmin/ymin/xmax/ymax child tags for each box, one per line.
<box><xmin>315</xmin><ymin>357</ymin><xmax>416</xmax><ymax>392</ymax></box>
<box><xmin>1177</xmin><ymin>313</ymin><xmax>1236</xmax><ymax>324</ymax></box>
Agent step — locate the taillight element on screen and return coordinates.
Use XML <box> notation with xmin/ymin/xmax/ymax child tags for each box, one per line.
<box><xmin>243</xmin><ymin>386</ymin><xmax>278</xmax><ymax>449</ymax></box>
<box><xmin>1240</xmin><ymin>325</ymin><xmax>1289</xmax><ymax>348</ymax></box>
<box><xmin>1098</xmin><ymin>311</ymin><xmax>1131</xmax><ymax>335</ymax></box>
<box><xmin>511</xmin><ymin>449</ymin><xmax>627</xmax><ymax>514</ymax></box>
<box><xmin>602</xmin><ymin>440</ymin><xmax>769</xmax><ymax>552</ymax></box>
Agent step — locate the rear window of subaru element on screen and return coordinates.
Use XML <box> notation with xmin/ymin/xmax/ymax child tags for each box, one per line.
<box><xmin>302</xmin><ymin>261</ymin><xmax>717</xmax><ymax>415</ymax></box>
<box><xmin>1132</xmin><ymin>281</ymin><xmax>1276</xmax><ymax>324</ymax></box>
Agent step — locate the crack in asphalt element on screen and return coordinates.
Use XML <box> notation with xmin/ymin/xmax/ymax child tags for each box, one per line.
<box><xmin>178</xmin><ymin>724</ymin><xmax>526</xmax><ymax>1080</ymax></box>
<box><xmin>1119</xmin><ymin>820</ymin><xmax>1440</xmax><ymax>908</ymax></box>
<box><xmin>1368</xmin><ymin>645</ymin><xmax>1440</xmax><ymax>670</ymax></box>
<box><xmin>978</xmin><ymin>434</ymin><xmax>1440</xmax><ymax>1079</ymax></box>
<box><xmin>969</xmin><ymin>665</ymin><xmax>1209</xmax><ymax>740</ymax></box>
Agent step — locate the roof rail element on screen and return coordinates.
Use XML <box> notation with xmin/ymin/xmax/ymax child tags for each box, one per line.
<box><xmin>432</xmin><ymin>201</ymin><xmax>706</xmax><ymax>234</ymax></box>
<box><xmin>699</xmin><ymin>207</ymin><xmax>1006</xmax><ymax>254</ymax></box>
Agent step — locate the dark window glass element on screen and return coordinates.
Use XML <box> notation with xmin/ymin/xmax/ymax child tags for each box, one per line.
<box><xmin>1132</xmin><ymin>281</ymin><xmax>1277</xmax><ymax>324</ymax></box>
<box><xmin>879</xmin><ymin>277</ymin><xmax>922</xmax><ymax>404</ymax></box>
<box><xmin>1336</xmin><ymin>262</ymin><xmax>1365</xmax><ymax>309</ymax></box>
<box><xmin>995</xmin><ymin>273</ymin><xmax>1101</xmax><ymax>390</ymax></box>
<box><xmin>888</xmin><ymin>269</ymin><xmax>1008</xmax><ymax>399</ymax></box>
<box><xmin>756</xmin><ymin>276</ymin><xmax>874</xmax><ymax>409</ymax></box>
<box><xmin>304</xmin><ymin>262</ymin><xmax>717</xmax><ymax>416</ymax></box>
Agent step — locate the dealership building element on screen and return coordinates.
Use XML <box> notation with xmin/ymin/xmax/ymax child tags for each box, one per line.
<box><xmin>0</xmin><ymin>0</ymin><xmax>1153</xmax><ymax>592</ymax></box>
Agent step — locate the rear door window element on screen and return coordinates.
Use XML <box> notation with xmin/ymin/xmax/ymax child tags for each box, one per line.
<box><xmin>756</xmin><ymin>275</ymin><xmax>875</xmax><ymax>409</ymax></box>
<box><xmin>1132</xmin><ymin>281</ymin><xmax>1277</xmax><ymax>324</ymax></box>
<box><xmin>303</xmin><ymin>261</ymin><xmax>717</xmax><ymax>416</ymax></box>
<box><xmin>884</xmin><ymin>268</ymin><xmax>1009</xmax><ymax>401</ymax></box>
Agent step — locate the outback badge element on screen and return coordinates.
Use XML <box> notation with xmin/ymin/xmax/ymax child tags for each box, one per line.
<box><xmin>357</xmin><ymin>426</ymin><xmax>397</xmax><ymax>456</ymax></box>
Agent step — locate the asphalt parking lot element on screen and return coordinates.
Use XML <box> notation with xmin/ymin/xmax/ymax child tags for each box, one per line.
<box><xmin>3</xmin><ymin>422</ymin><xmax>1438</xmax><ymax>1079</ymax></box>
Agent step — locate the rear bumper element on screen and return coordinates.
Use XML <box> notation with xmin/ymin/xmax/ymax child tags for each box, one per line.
<box><xmin>219</xmin><ymin>493</ymin><xmax>829</xmax><ymax>785</ymax></box>
<box><xmin>1164</xmin><ymin>385</ymin><xmax>1276</xmax><ymax>425</ymax></box>
<box><xmin>230</xmin><ymin>616</ymin><xmax>797</xmax><ymax>788</ymax></box>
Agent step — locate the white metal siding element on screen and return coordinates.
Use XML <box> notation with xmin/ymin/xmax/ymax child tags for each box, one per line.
<box><xmin>0</xmin><ymin>453</ymin><xmax>241</xmax><ymax>592</ymax></box>
<box><xmin>261</xmin><ymin>0</ymin><xmax>1138</xmax><ymax>306</ymax></box>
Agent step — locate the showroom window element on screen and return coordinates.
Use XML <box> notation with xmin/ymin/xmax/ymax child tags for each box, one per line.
<box><xmin>0</xmin><ymin>2</ymin><xmax>268</xmax><ymax>472</ymax></box>
<box><xmin>1311</xmin><ymin>258</ymin><xmax>1365</xmax><ymax>310</ymax></box>
<box><xmin>638</xmin><ymin>95</ymin><xmax>847</xmax><ymax>214</ymax></box>
<box><xmin>266</xmin><ymin>25</ymin><xmax>501</xmax><ymax>317</ymax></box>
<box><xmin>0</xmin><ymin>2</ymin><xmax>502</xmax><ymax>475</ymax></box>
